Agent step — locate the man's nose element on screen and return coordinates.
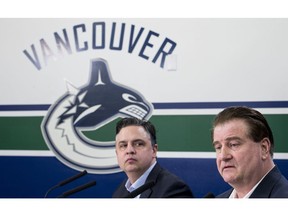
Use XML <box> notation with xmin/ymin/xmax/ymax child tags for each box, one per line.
<box><xmin>218</xmin><ymin>146</ymin><xmax>232</xmax><ymax>160</ymax></box>
<box><xmin>126</xmin><ymin>143</ymin><xmax>136</xmax><ymax>154</ymax></box>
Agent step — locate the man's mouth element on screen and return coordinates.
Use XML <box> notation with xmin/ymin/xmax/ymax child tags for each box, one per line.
<box><xmin>126</xmin><ymin>158</ymin><xmax>136</xmax><ymax>163</ymax></box>
<box><xmin>222</xmin><ymin>165</ymin><xmax>235</xmax><ymax>172</ymax></box>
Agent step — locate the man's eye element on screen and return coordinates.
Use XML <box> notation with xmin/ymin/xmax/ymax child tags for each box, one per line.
<box><xmin>229</xmin><ymin>143</ymin><xmax>239</xmax><ymax>150</ymax></box>
<box><xmin>119</xmin><ymin>144</ymin><xmax>127</xmax><ymax>149</ymax></box>
<box><xmin>134</xmin><ymin>142</ymin><xmax>144</xmax><ymax>147</ymax></box>
<box><xmin>214</xmin><ymin>145</ymin><xmax>221</xmax><ymax>152</ymax></box>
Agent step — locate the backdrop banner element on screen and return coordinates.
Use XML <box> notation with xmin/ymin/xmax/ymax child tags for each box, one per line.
<box><xmin>1</xmin><ymin>18</ymin><xmax>288</xmax><ymax>198</ymax></box>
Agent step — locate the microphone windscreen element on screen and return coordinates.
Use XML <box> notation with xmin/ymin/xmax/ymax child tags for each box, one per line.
<box><xmin>58</xmin><ymin>180</ymin><xmax>96</xmax><ymax>198</ymax></box>
<box><xmin>203</xmin><ymin>192</ymin><xmax>215</xmax><ymax>198</ymax></box>
<box><xmin>58</xmin><ymin>170</ymin><xmax>87</xmax><ymax>186</ymax></box>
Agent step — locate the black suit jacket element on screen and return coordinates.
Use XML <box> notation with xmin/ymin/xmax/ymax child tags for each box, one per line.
<box><xmin>113</xmin><ymin>163</ymin><xmax>194</xmax><ymax>198</ymax></box>
<box><xmin>217</xmin><ymin>166</ymin><xmax>288</xmax><ymax>198</ymax></box>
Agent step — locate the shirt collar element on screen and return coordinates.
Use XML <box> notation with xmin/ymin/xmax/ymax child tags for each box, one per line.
<box><xmin>229</xmin><ymin>165</ymin><xmax>275</xmax><ymax>198</ymax></box>
<box><xmin>125</xmin><ymin>161</ymin><xmax>157</xmax><ymax>193</ymax></box>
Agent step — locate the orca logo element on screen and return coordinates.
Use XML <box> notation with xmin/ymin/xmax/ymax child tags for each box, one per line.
<box><xmin>41</xmin><ymin>58</ymin><xmax>153</xmax><ymax>174</ymax></box>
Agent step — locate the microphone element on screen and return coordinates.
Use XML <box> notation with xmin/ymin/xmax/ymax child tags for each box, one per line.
<box><xmin>44</xmin><ymin>170</ymin><xmax>88</xmax><ymax>198</ymax></box>
<box><xmin>203</xmin><ymin>192</ymin><xmax>215</xmax><ymax>198</ymax></box>
<box><xmin>58</xmin><ymin>180</ymin><xmax>96</xmax><ymax>198</ymax></box>
<box><xmin>58</xmin><ymin>170</ymin><xmax>88</xmax><ymax>187</ymax></box>
<box><xmin>125</xmin><ymin>181</ymin><xmax>155</xmax><ymax>198</ymax></box>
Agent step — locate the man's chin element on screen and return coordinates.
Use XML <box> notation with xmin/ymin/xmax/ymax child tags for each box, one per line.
<box><xmin>222</xmin><ymin>173</ymin><xmax>236</xmax><ymax>183</ymax></box>
<box><xmin>124</xmin><ymin>164</ymin><xmax>138</xmax><ymax>172</ymax></box>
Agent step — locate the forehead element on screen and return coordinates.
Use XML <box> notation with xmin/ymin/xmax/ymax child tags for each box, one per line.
<box><xmin>116</xmin><ymin>125</ymin><xmax>150</xmax><ymax>140</ymax></box>
<box><xmin>213</xmin><ymin>119</ymin><xmax>249</xmax><ymax>138</ymax></box>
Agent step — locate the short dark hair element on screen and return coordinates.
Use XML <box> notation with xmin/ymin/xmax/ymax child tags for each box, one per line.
<box><xmin>211</xmin><ymin>106</ymin><xmax>274</xmax><ymax>157</ymax></box>
<box><xmin>116</xmin><ymin>117</ymin><xmax>157</xmax><ymax>145</ymax></box>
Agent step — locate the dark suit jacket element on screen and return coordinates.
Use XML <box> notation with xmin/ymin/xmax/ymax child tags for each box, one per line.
<box><xmin>217</xmin><ymin>166</ymin><xmax>288</xmax><ymax>198</ymax></box>
<box><xmin>113</xmin><ymin>163</ymin><xmax>194</xmax><ymax>198</ymax></box>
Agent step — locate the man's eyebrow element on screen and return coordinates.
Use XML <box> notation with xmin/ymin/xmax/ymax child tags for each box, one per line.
<box><xmin>212</xmin><ymin>137</ymin><xmax>242</xmax><ymax>146</ymax></box>
<box><xmin>226</xmin><ymin>136</ymin><xmax>242</xmax><ymax>142</ymax></box>
<box><xmin>133</xmin><ymin>139</ymin><xmax>145</xmax><ymax>142</ymax></box>
<box><xmin>116</xmin><ymin>140</ymin><xmax>127</xmax><ymax>145</ymax></box>
<box><xmin>117</xmin><ymin>139</ymin><xmax>145</xmax><ymax>143</ymax></box>
<box><xmin>212</xmin><ymin>141</ymin><xmax>220</xmax><ymax>147</ymax></box>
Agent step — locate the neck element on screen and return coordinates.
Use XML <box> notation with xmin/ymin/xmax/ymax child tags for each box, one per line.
<box><xmin>127</xmin><ymin>160</ymin><xmax>156</xmax><ymax>184</ymax></box>
<box><xmin>233</xmin><ymin>162</ymin><xmax>275</xmax><ymax>198</ymax></box>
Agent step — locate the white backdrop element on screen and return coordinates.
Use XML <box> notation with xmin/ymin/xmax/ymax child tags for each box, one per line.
<box><xmin>1</xmin><ymin>19</ymin><xmax>287</xmax><ymax>105</ymax></box>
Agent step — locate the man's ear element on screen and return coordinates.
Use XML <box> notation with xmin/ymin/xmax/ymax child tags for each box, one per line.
<box><xmin>153</xmin><ymin>144</ymin><xmax>158</xmax><ymax>153</ymax></box>
<box><xmin>261</xmin><ymin>138</ymin><xmax>271</xmax><ymax>160</ymax></box>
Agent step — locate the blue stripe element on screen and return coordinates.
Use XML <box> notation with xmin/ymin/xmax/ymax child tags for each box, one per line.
<box><xmin>0</xmin><ymin>104</ymin><xmax>50</xmax><ymax>111</ymax></box>
<box><xmin>0</xmin><ymin>156</ymin><xmax>287</xmax><ymax>198</ymax></box>
<box><xmin>153</xmin><ymin>101</ymin><xmax>288</xmax><ymax>109</ymax></box>
<box><xmin>1</xmin><ymin>101</ymin><xmax>288</xmax><ymax>111</ymax></box>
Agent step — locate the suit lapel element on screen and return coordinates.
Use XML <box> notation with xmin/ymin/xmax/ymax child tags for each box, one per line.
<box><xmin>139</xmin><ymin>163</ymin><xmax>161</xmax><ymax>198</ymax></box>
<box><xmin>250</xmin><ymin>166</ymin><xmax>281</xmax><ymax>198</ymax></box>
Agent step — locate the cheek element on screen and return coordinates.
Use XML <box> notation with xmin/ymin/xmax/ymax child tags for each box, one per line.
<box><xmin>215</xmin><ymin>152</ymin><xmax>221</xmax><ymax>163</ymax></box>
<box><xmin>237</xmin><ymin>147</ymin><xmax>256</xmax><ymax>162</ymax></box>
<box><xmin>115</xmin><ymin>149</ymin><xmax>120</xmax><ymax>157</ymax></box>
<box><xmin>116</xmin><ymin>151</ymin><xmax>124</xmax><ymax>161</ymax></box>
<box><xmin>216</xmin><ymin>157</ymin><xmax>221</xmax><ymax>169</ymax></box>
<box><xmin>140</xmin><ymin>149</ymin><xmax>154</xmax><ymax>159</ymax></box>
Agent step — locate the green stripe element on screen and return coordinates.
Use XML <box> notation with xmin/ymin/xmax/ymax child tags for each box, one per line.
<box><xmin>1</xmin><ymin>115</ymin><xmax>288</xmax><ymax>152</ymax></box>
<box><xmin>0</xmin><ymin>117</ymin><xmax>48</xmax><ymax>150</ymax></box>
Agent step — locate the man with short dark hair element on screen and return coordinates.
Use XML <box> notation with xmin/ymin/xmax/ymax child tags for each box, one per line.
<box><xmin>113</xmin><ymin>117</ymin><xmax>193</xmax><ymax>198</ymax></box>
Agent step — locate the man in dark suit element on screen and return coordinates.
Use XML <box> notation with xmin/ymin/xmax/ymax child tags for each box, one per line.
<box><xmin>113</xmin><ymin>117</ymin><xmax>193</xmax><ymax>198</ymax></box>
<box><xmin>212</xmin><ymin>106</ymin><xmax>288</xmax><ymax>198</ymax></box>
